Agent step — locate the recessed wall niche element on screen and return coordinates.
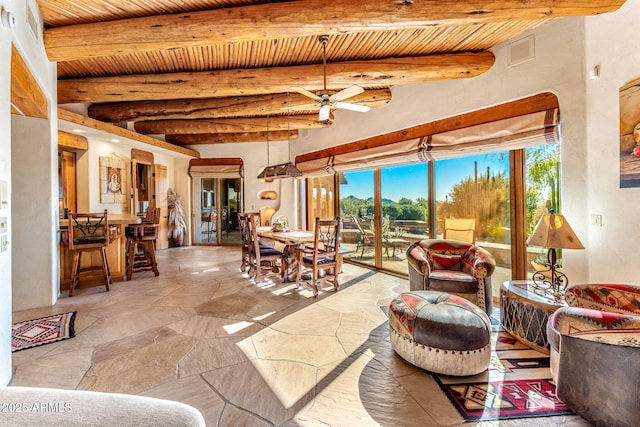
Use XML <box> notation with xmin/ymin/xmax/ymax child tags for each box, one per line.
<box><xmin>259</xmin><ymin>190</ymin><xmax>277</xmax><ymax>200</ymax></box>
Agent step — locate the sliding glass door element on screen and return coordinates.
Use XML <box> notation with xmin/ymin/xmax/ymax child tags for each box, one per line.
<box><xmin>328</xmin><ymin>144</ymin><xmax>559</xmax><ymax>281</ymax></box>
<box><xmin>339</xmin><ymin>169</ymin><xmax>376</xmax><ymax>268</ymax></box>
<box><xmin>435</xmin><ymin>154</ymin><xmax>511</xmax><ymax>283</ymax></box>
<box><xmin>193</xmin><ymin>177</ymin><xmax>243</xmax><ymax>245</ymax></box>
<box><xmin>380</xmin><ymin>164</ymin><xmax>429</xmax><ymax>273</ymax></box>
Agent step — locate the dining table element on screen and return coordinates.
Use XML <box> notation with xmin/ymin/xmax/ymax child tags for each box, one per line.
<box><xmin>256</xmin><ymin>227</ymin><xmax>314</xmax><ymax>282</ymax></box>
<box><xmin>256</xmin><ymin>226</ymin><xmax>353</xmax><ymax>283</ymax></box>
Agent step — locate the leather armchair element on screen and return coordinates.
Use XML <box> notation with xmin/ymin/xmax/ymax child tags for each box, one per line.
<box><xmin>406</xmin><ymin>239</ymin><xmax>495</xmax><ymax>314</ymax></box>
<box><xmin>547</xmin><ymin>283</ymin><xmax>640</xmax><ymax>427</ymax></box>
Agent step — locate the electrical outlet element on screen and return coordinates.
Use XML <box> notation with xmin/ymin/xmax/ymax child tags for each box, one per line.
<box><xmin>0</xmin><ymin>235</ymin><xmax>8</xmax><ymax>252</ymax></box>
<box><xmin>591</xmin><ymin>214</ymin><xmax>602</xmax><ymax>227</ymax></box>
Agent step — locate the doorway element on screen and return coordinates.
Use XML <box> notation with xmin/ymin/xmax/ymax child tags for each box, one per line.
<box><xmin>193</xmin><ymin>177</ymin><xmax>243</xmax><ymax>245</ymax></box>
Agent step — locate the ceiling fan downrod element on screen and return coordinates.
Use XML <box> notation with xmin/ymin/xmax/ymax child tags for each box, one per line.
<box><xmin>319</xmin><ymin>35</ymin><xmax>329</xmax><ymax>92</ymax></box>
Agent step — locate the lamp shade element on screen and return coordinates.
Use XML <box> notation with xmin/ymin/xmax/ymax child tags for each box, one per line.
<box><xmin>527</xmin><ymin>213</ymin><xmax>584</xmax><ymax>249</ymax></box>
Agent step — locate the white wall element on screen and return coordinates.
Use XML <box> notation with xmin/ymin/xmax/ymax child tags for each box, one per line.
<box><xmin>9</xmin><ymin>0</ymin><xmax>58</xmax><ymax>312</ymax></box>
<box><xmin>583</xmin><ymin>0</ymin><xmax>640</xmax><ymax>282</ymax></box>
<box><xmin>1</xmin><ymin>0</ymin><xmax>58</xmax><ymax>383</ymax></box>
<box><xmin>0</xmin><ymin>0</ymin><xmax>13</xmax><ymax>387</ymax></box>
<box><xmin>76</xmin><ymin>139</ymin><xmax>176</xmax><ymax>213</ymax></box>
<box><xmin>11</xmin><ymin>115</ymin><xmax>58</xmax><ymax>311</ymax></box>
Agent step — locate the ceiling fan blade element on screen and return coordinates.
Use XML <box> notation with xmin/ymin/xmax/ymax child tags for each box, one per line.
<box><xmin>290</xmin><ymin>86</ymin><xmax>322</xmax><ymax>102</ymax></box>
<box><xmin>333</xmin><ymin>101</ymin><xmax>371</xmax><ymax>113</ymax></box>
<box><xmin>319</xmin><ymin>105</ymin><xmax>331</xmax><ymax>122</ymax></box>
<box><xmin>331</xmin><ymin>85</ymin><xmax>365</xmax><ymax>102</ymax></box>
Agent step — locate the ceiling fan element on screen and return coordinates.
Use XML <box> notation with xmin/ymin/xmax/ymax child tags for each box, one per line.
<box><xmin>291</xmin><ymin>35</ymin><xmax>371</xmax><ymax>123</ymax></box>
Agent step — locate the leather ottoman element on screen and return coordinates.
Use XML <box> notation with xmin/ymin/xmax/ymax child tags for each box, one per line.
<box><xmin>388</xmin><ymin>290</ymin><xmax>491</xmax><ymax>376</ymax></box>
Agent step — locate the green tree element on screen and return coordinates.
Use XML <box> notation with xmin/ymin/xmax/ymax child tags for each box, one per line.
<box><xmin>447</xmin><ymin>172</ymin><xmax>509</xmax><ymax>242</ymax></box>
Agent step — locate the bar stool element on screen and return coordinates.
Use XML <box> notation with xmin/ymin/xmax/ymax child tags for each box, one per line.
<box><xmin>68</xmin><ymin>210</ymin><xmax>111</xmax><ymax>297</ymax></box>
<box><xmin>125</xmin><ymin>207</ymin><xmax>160</xmax><ymax>280</ymax></box>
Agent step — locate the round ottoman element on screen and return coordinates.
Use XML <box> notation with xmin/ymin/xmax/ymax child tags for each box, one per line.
<box><xmin>388</xmin><ymin>290</ymin><xmax>491</xmax><ymax>376</ymax></box>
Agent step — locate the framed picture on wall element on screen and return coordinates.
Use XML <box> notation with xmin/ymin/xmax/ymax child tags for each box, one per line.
<box><xmin>99</xmin><ymin>155</ymin><xmax>128</xmax><ymax>203</ymax></box>
<box><xmin>619</xmin><ymin>78</ymin><xmax>640</xmax><ymax>188</ymax></box>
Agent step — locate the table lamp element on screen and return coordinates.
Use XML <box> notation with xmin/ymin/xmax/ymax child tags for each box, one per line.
<box><xmin>526</xmin><ymin>211</ymin><xmax>584</xmax><ymax>298</ymax></box>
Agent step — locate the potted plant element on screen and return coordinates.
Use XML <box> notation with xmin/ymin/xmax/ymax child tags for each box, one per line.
<box><xmin>167</xmin><ymin>188</ymin><xmax>187</xmax><ymax>247</ymax></box>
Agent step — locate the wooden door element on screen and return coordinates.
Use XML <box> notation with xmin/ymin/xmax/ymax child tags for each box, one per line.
<box><xmin>154</xmin><ymin>164</ymin><xmax>169</xmax><ymax>249</ymax></box>
<box><xmin>130</xmin><ymin>149</ymin><xmax>154</xmax><ymax>215</ymax></box>
<box><xmin>59</xmin><ymin>150</ymin><xmax>77</xmax><ymax>213</ymax></box>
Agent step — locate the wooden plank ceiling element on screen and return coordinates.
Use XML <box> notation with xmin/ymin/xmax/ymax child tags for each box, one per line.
<box><xmin>36</xmin><ymin>0</ymin><xmax>625</xmax><ymax>147</ymax></box>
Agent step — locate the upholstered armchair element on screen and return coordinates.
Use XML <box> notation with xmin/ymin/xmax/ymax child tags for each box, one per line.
<box><xmin>546</xmin><ymin>283</ymin><xmax>640</xmax><ymax>427</ymax></box>
<box><xmin>406</xmin><ymin>239</ymin><xmax>495</xmax><ymax>314</ymax></box>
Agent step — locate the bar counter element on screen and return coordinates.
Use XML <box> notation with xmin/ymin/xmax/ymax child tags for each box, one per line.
<box><xmin>59</xmin><ymin>214</ymin><xmax>141</xmax><ymax>291</ymax></box>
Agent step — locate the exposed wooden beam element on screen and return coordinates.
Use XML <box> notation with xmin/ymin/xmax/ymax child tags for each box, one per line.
<box><xmin>87</xmin><ymin>89</ymin><xmax>392</xmax><ymax>122</ymax></box>
<box><xmin>11</xmin><ymin>44</ymin><xmax>48</xmax><ymax>119</ymax></box>
<box><xmin>58</xmin><ymin>109</ymin><xmax>200</xmax><ymax>158</ymax></box>
<box><xmin>43</xmin><ymin>0</ymin><xmax>625</xmax><ymax>62</ymax></box>
<box><xmin>296</xmin><ymin>92</ymin><xmax>559</xmax><ymax>163</ymax></box>
<box><xmin>58</xmin><ymin>53</ymin><xmax>494</xmax><ymax>104</ymax></box>
<box><xmin>58</xmin><ymin>130</ymin><xmax>88</xmax><ymax>150</ymax></box>
<box><xmin>135</xmin><ymin>114</ymin><xmax>330</xmax><ymax>135</ymax></box>
<box><xmin>166</xmin><ymin>131</ymin><xmax>298</xmax><ymax>145</ymax></box>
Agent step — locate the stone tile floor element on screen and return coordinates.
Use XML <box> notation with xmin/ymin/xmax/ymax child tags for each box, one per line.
<box><xmin>10</xmin><ymin>246</ymin><xmax>591</xmax><ymax>426</ymax></box>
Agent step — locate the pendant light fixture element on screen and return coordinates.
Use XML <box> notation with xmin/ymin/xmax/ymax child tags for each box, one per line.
<box><xmin>257</xmin><ymin>94</ymin><xmax>302</xmax><ymax>179</ymax></box>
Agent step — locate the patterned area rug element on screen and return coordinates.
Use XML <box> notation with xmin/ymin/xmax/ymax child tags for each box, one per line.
<box><xmin>434</xmin><ymin>328</ymin><xmax>573</xmax><ymax>421</ymax></box>
<box><xmin>11</xmin><ymin>312</ymin><xmax>77</xmax><ymax>352</ymax></box>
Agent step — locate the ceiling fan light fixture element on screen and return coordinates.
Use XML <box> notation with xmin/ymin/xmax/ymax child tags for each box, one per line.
<box><xmin>290</xmin><ymin>35</ymin><xmax>370</xmax><ymax>122</ymax></box>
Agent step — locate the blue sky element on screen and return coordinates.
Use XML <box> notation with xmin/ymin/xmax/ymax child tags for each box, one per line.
<box><xmin>340</xmin><ymin>153</ymin><xmax>508</xmax><ymax>202</ymax></box>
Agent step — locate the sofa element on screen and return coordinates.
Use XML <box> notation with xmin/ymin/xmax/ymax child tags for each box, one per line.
<box><xmin>0</xmin><ymin>386</ymin><xmax>205</xmax><ymax>426</ymax></box>
<box><xmin>547</xmin><ymin>283</ymin><xmax>640</xmax><ymax>427</ymax></box>
<box><xmin>406</xmin><ymin>239</ymin><xmax>495</xmax><ymax>314</ymax></box>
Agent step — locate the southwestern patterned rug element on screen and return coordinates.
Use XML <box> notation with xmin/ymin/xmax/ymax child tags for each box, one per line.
<box><xmin>11</xmin><ymin>312</ymin><xmax>77</xmax><ymax>352</ymax></box>
<box><xmin>433</xmin><ymin>328</ymin><xmax>573</xmax><ymax>421</ymax></box>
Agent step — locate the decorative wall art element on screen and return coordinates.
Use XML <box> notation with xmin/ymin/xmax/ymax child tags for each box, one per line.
<box><xmin>619</xmin><ymin>77</ymin><xmax>640</xmax><ymax>187</ymax></box>
<box><xmin>99</xmin><ymin>154</ymin><xmax>128</xmax><ymax>204</ymax></box>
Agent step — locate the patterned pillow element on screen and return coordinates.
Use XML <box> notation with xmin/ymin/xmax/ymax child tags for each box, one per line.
<box><xmin>431</xmin><ymin>254</ymin><xmax>462</xmax><ymax>271</ymax></box>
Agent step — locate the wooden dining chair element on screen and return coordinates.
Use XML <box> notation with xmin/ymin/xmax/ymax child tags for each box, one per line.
<box><xmin>238</xmin><ymin>212</ymin><xmax>261</xmax><ymax>272</ymax></box>
<box><xmin>67</xmin><ymin>210</ymin><xmax>111</xmax><ymax>297</ymax></box>
<box><xmin>296</xmin><ymin>217</ymin><xmax>341</xmax><ymax>297</ymax></box>
<box><xmin>246</xmin><ymin>212</ymin><xmax>284</xmax><ymax>283</ymax></box>
<box><xmin>125</xmin><ymin>207</ymin><xmax>160</xmax><ymax>280</ymax></box>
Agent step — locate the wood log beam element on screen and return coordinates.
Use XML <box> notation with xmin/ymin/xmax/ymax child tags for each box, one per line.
<box><xmin>43</xmin><ymin>0</ymin><xmax>625</xmax><ymax>62</ymax></box>
<box><xmin>58</xmin><ymin>53</ymin><xmax>493</xmax><ymax>104</ymax></box>
<box><xmin>135</xmin><ymin>114</ymin><xmax>329</xmax><ymax>135</ymax></box>
<box><xmin>87</xmin><ymin>89</ymin><xmax>391</xmax><ymax>122</ymax></box>
<box><xmin>58</xmin><ymin>109</ymin><xmax>200</xmax><ymax>158</ymax></box>
<box><xmin>11</xmin><ymin>44</ymin><xmax>48</xmax><ymax>119</ymax></box>
<box><xmin>166</xmin><ymin>131</ymin><xmax>298</xmax><ymax>145</ymax></box>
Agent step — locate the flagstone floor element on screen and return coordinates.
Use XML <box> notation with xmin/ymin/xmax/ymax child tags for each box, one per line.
<box><xmin>11</xmin><ymin>246</ymin><xmax>591</xmax><ymax>426</ymax></box>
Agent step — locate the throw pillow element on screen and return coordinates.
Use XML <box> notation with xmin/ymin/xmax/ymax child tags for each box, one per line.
<box><xmin>431</xmin><ymin>253</ymin><xmax>462</xmax><ymax>271</ymax></box>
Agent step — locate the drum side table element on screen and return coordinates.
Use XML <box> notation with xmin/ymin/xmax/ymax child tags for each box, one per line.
<box><xmin>500</xmin><ymin>280</ymin><xmax>567</xmax><ymax>354</ymax></box>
